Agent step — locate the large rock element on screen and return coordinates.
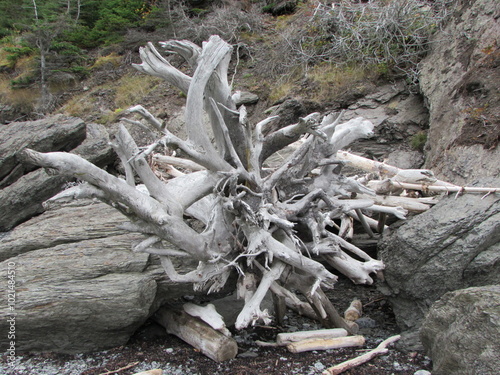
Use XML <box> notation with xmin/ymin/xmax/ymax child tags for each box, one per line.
<box><xmin>0</xmin><ymin>115</ymin><xmax>86</xmax><ymax>188</ymax></box>
<box><xmin>419</xmin><ymin>0</ymin><xmax>500</xmax><ymax>184</ymax></box>
<box><xmin>420</xmin><ymin>285</ymin><xmax>500</xmax><ymax>375</ymax></box>
<box><xmin>0</xmin><ymin>115</ymin><xmax>115</xmax><ymax>231</ymax></box>
<box><xmin>378</xmin><ymin>189</ymin><xmax>500</xmax><ymax>331</ymax></box>
<box><xmin>0</xmin><ymin>200</ymin><xmax>197</xmax><ymax>353</ymax></box>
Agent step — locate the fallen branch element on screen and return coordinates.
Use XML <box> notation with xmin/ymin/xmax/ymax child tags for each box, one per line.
<box><xmin>322</xmin><ymin>334</ymin><xmax>401</xmax><ymax>375</ymax></box>
<box><xmin>99</xmin><ymin>362</ymin><xmax>139</xmax><ymax>375</ymax></box>
<box><xmin>153</xmin><ymin>154</ymin><xmax>206</xmax><ymax>171</ymax></box>
<box><xmin>154</xmin><ymin>306</ymin><xmax>238</xmax><ymax>362</ymax></box>
<box><xmin>335</xmin><ymin>151</ymin><xmax>442</xmax><ymax>184</ymax></box>
<box><xmin>387</xmin><ymin>181</ymin><xmax>500</xmax><ymax>195</ymax></box>
<box><xmin>287</xmin><ymin>335</ymin><xmax>365</xmax><ymax>353</ymax></box>
<box><xmin>277</xmin><ymin>328</ymin><xmax>348</xmax><ymax>345</ymax></box>
<box><xmin>131</xmin><ymin>370</ymin><xmax>163</xmax><ymax>375</ymax></box>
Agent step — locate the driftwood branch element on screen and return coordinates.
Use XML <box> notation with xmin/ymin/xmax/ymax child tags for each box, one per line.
<box><xmin>155</xmin><ymin>306</ymin><xmax>238</xmax><ymax>362</ymax></box>
<box><xmin>323</xmin><ymin>334</ymin><xmax>401</xmax><ymax>375</ymax></box>
<box><xmin>287</xmin><ymin>335</ymin><xmax>365</xmax><ymax>353</ymax></box>
<box><xmin>130</xmin><ymin>370</ymin><xmax>163</xmax><ymax>375</ymax></box>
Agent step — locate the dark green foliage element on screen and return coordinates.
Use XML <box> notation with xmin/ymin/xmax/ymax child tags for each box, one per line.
<box><xmin>411</xmin><ymin>132</ymin><xmax>427</xmax><ymax>151</ymax></box>
<box><xmin>3</xmin><ymin>45</ymin><xmax>34</xmax><ymax>63</ymax></box>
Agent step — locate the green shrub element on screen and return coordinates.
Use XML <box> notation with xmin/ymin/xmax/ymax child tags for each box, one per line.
<box><xmin>410</xmin><ymin>132</ymin><xmax>427</xmax><ymax>151</ymax></box>
<box><xmin>1</xmin><ymin>43</ymin><xmax>34</xmax><ymax>68</ymax></box>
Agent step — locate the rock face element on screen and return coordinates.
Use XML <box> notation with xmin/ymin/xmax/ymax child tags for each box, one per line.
<box><xmin>419</xmin><ymin>0</ymin><xmax>500</xmax><ymax>184</ymax></box>
<box><xmin>0</xmin><ymin>115</ymin><xmax>115</xmax><ymax>231</ymax></box>
<box><xmin>0</xmin><ymin>200</ymin><xmax>198</xmax><ymax>353</ymax></box>
<box><xmin>341</xmin><ymin>81</ymin><xmax>428</xmax><ymax>165</ymax></box>
<box><xmin>378</xmin><ymin>189</ymin><xmax>500</xmax><ymax>331</ymax></box>
<box><xmin>420</xmin><ymin>285</ymin><xmax>500</xmax><ymax>375</ymax></box>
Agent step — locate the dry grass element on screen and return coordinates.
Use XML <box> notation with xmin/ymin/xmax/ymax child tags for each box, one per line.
<box><xmin>269</xmin><ymin>81</ymin><xmax>295</xmax><ymax>103</ymax></box>
<box><xmin>0</xmin><ymin>53</ymin><xmax>39</xmax><ymax>113</ymax></box>
<box><xmin>61</xmin><ymin>92</ymin><xmax>97</xmax><ymax>118</ymax></box>
<box><xmin>114</xmin><ymin>74</ymin><xmax>161</xmax><ymax>108</ymax></box>
<box><xmin>307</xmin><ymin>63</ymin><xmax>374</xmax><ymax>102</ymax></box>
<box><xmin>91</xmin><ymin>52</ymin><xmax>122</xmax><ymax>70</ymax></box>
<box><xmin>59</xmin><ymin>72</ymin><xmax>161</xmax><ymax>125</ymax></box>
<box><xmin>0</xmin><ymin>74</ymin><xmax>39</xmax><ymax>112</ymax></box>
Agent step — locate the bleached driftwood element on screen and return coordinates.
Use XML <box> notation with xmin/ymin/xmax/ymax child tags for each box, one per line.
<box><xmin>256</xmin><ymin>328</ymin><xmax>349</xmax><ymax>348</ymax></box>
<box><xmin>155</xmin><ymin>306</ymin><xmax>238</xmax><ymax>362</ymax></box>
<box><xmin>131</xmin><ymin>370</ymin><xmax>163</xmax><ymax>375</ymax></box>
<box><xmin>20</xmin><ymin>35</ymin><xmax>435</xmax><ymax>335</ymax></box>
<box><xmin>287</xmin><ymin>335</ymin><xmax>365</xmax><ymax>353</ymax></box>
<box><xmin>183</xmin><ymin>302</ymin><xmax>231</xmax><ymax>336</ymax></box>
<box><xmin>153</xmin><ymin>154</ymin><xmax>206</xmax><ymax>172</ymax></box>
<box><xmin>355</xmin><ymin>193</ymin><xmax>437</xmax><ymax>212</ymax></box>
<box><xmin>336</xmin><ymin>151</ymin><xmax>441</xmax><ymax>184</ymax></box>
<box><xmin>322</xmin><ymin>334</ymin><xmax>401</xmax><ymax>375</ymax></box>
<box><xmin>99</xmin><ymin>362</ymin><xmax>140</xmax><ymax>375</ymax></box>
<box><xmin>344</xmin><ymin>299</ymin><xmax>362</xmax><ymax>321</ymax></box>
<box><xmin>369</xmin><ymin>180</ymin><xmax>500</xmax><ymax>196</ymax></box>
<box><xmin>276</xmin><ymin>328</ymin><xmax>348</xmax><ymax>345</ymax></box>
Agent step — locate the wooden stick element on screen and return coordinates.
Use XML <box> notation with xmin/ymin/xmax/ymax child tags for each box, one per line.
<box><xmin>277</xmin><ymin>328</ymin><xmax>348</xmax><ymax>345</ymax></box>
<box><xmin>389</xmin><ymin>181</ymin><xmax>500</xmax><ymax>195</ymax></box>
<box><xmin>154</xmin><ymin>306</ymin><xmax>238</xmax><ymax>362</ymax></box>
<box><xmin>356</xmin><ymin>193</ymin><xmax>434</xmax><ymax>212</ymax></box>
<box><xmin>287</xmin><ymin>335</ymin><xmax>365</xmax><ymax>353</ymax></box>
<box><xmin>322</xmin><ymin>334</ymin><xmax>401</xmax><ymax>375</ymax></box>
<box><xmin>131</xmin><ymin>370</ymin><xmax>163</xmax><ymax>375</ymax></box>
<box><xmin>153</xmin><ymin>154</ymin><xmax>206</xmax><ymax>171</ymax></box>
<box><xmin>99</xmin><ymin>362</ymin><xmax>139</xmax><ymax>375</ymax></box>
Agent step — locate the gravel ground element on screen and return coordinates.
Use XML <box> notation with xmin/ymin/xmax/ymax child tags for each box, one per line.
<box><xmin>0</xmin><ymin>277</ymin><xmax>433</xmax><ymax>375</ymax></box>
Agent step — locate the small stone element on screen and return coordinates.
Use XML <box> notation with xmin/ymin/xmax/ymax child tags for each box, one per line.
<box><xmin>238</xmin><ymin>350</ymin><xmax>259</xmax><ymax>358</ymax></box>
<box><xmin>355</xmin><ymin>317</ymin><xmax>377</xmax><ymax>328</ymax></box>
<box><xmin>314</xmin><ymin>361</ymin><xmax>325</xmax><ymax>371</ymax></box>
<box><xmin>414</xmin><ymin>370</ymin><xmax>431</xmax><ymax>375</ymax></box>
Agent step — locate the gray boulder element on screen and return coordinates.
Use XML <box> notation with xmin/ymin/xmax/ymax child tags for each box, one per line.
<box><xmin>378</xmin><ymin>190</ymin><xmax>500</xmax><ymax>331</ymax></box>
<box><xmin>0</xmin><ymin>115</ymin><xmax>115</xmax><ymax>231</ymax></box>
<box><xmin>0</xmin><ymin>115</ymin><xmax>86</xmax><ymax>188</ymax></box>
<box><xmin>0</xmin><ymin>200</ymin><xmax>197</xmax><ymax>353</ymax></box>
<box><xmin>420</xmin><ymin>285</ymin><xmax>500</xmax><ymax>375</ymax></box>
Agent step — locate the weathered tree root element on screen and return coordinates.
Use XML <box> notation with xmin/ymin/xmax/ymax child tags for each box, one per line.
<box><xmin>21</xmin><ymin>36</ymin><xmax>481</xmax><ymax>332</ymax></box>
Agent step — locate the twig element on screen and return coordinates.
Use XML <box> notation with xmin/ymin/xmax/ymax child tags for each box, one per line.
<box><xmin>99</xmin><ymin>361</ymin><xmax>139</xmax><ymax>375</ymax></box>
<box><xmin>391</xmin><ymin>181</ymin><xmax>499</xmax><ymax>195</ymax></box>
<box><xmin>322</xmin><ymin>335</ymin><xmax>401</xmax><ymax>375</ymax></box>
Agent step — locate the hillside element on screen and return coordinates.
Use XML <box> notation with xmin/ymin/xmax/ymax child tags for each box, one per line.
<box><xmin>1</xmin><ymin>0</ymin><xmax>448</xmax><ymax>123</ymax></box>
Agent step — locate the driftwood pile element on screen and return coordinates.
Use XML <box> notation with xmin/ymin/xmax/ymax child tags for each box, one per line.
<box><xmin>19</xmin><ymin>35</ymin><xmax>499</xmax><ymax>371</ymax></box>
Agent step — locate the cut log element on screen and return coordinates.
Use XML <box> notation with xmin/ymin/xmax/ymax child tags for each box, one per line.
<box><xmin>277</xmin><ymin>328</ymin><xmax>348</xmax><ymax>345</ymax></box>
<box><xmin>154</xmin><ymin>306</ymin><xmax>238</xmax><ymax>362</ymax></box>
<box><xmin>322</xmin><ymin>334</ymin><xmax>401</xmax><ymax>375</ymax></box>
<box><xmin>344</xmin><ymin>299</ymin><xmax>362</xmax><ymax>322</ymax></box>
<box><xmin>287</xmin><ymin>335</ymin><xmax>365</xmax><ymax>353</ymax></box>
